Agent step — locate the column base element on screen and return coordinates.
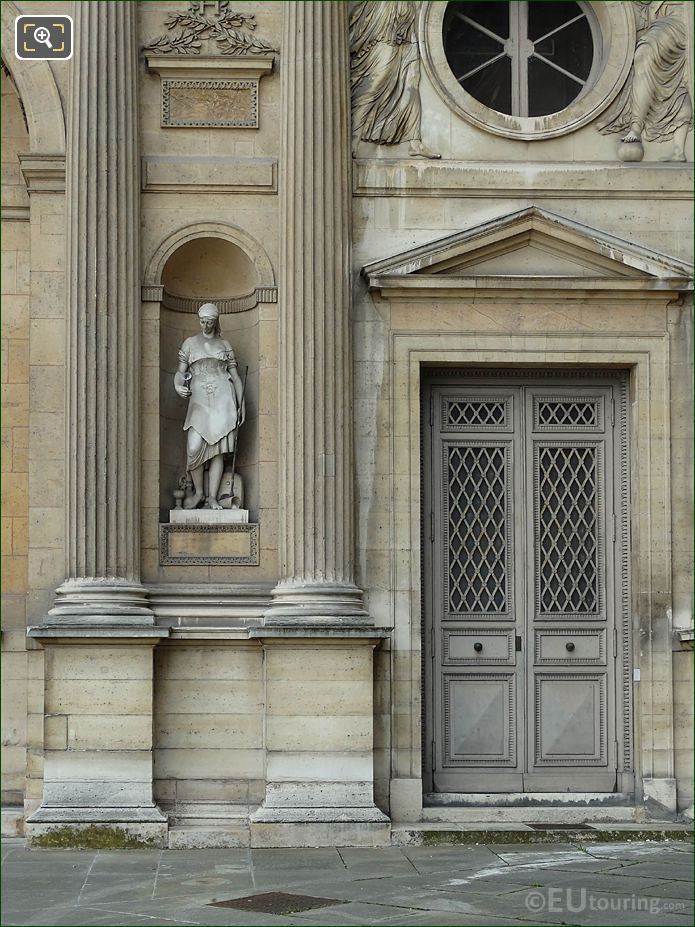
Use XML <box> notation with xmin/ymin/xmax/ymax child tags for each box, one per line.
<box><xmin>264</xmin><ymin>580</ymin><xmax>369</xmax><ymax>624</ymax></box>
<box><xmin>250</xmin><ymin>806</ymin><xmax>390</xmax><ymax>848</ymax></box>
<box><xmin>25</xmin><ymin>806</ymin><xmax>168</xmax><ymax>848</ymax></box>
<box><xmin>47</xmin><ymin>578</ymin><xmax>155</xmax><ymax>626</ymax></box>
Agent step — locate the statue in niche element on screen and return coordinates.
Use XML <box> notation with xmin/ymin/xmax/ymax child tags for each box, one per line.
<box><xmin>349</xmin><ymin>1</ymin><xmax>440</xmax><ymax>159</ymax></box>
<box><xmin>174</xmin><ymin>303</ymin><xmax>246</xmax><ymax>510</ymax></box>
<box><xmin>598</xmin><ymin>1</ymin><xmax>692</xmax><ymax>162</ymax></box>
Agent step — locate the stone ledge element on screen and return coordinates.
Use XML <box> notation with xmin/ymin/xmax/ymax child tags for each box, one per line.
<box><xmin>142</xmin><ymin>155</ymin><xmax>277</xmax><ymax>193</ymax></box>
<box><xmin>27</xmin><ymin>626</ymin><xmax>169</xmax><ymax>642</ymax></box>
<box><xmin>354</xmin><ymin>159</ymin><xmax>695</xmax><ymax>200</ymax></box>
<box><xmin>391</xmin><ymin>823</ymin><xmax>694</xmax><ymax>846</ymax></box>
<box><xmin>18</xmin><ymin>153</ymin><xmax>66</xmax><ymax>194</ymax></box>
<box><xmin>145</xmin><ymin>54</ymin><xmax>274</xmax><ymax>80</ymax></box>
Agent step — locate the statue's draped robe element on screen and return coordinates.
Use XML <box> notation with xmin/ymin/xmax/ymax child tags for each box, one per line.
<box><xmin>599</xmin><ymin>12</ymin><xmax>692</xmax><ymax>140</ymax></box>
<box><xmin>349</xmin><ymin>1</ymin><xmax>421</xmax><ymax>145</ymax></box>
<box><xmin>179</xmin><ymin>334</ymin><xmax>239</xmax><ymax>470</ymax></box>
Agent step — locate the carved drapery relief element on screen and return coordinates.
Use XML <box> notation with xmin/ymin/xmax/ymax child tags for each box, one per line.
<box><xmin>349</xmin><ymin>1</ymin><xmax>439</xmax><ymax>159</ymax></box>
<box><xmin>598</xmin><ymin>1</ymin><xmax>692</xmax><ymax>162</ymax></box>
<box><xmin>144</xmin><ymin>0</ymin><xmax>276</xmax><ymax>56</ymax></box>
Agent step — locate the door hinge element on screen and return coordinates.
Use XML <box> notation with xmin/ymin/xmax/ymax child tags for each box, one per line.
<box><xmin>430</xmin><ymin>510</ymin><xmax>435</xmax><ymax>543</ymax></box>
<box><xmin>614</xmin><ymin>740</ymin><xmax>619</xmax><ymax>768</ymax></box>
<box><xmin>515</xmin><ymin>635</ymin><xmax>522</xmax><ymax>652</ymax></box>
<box><xmin>431</xmin><ymin>739</ymin><xmax>436</xmax><ymax>770</ymax></box>
<box><xmin>612</xmin><ymin>514</ymin><xmax>617</xmax><ymax>544</ymax></box>
<box><xmin>610</xmin><ymin>398</ymin><xmax>615</xmax><ymax>428</ymax></box>
<box><xmin>613</xmin><ymin>627</ymin><xmax>618</xmax><ymax>659</ymax></box>
<box><xmin>429</xmin><ymin>393</ymin><xmax>434</xmax><ymax>428</ymax></box>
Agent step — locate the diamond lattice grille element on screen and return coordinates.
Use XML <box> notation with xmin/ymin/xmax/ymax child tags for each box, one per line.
<box><xmin>447</xmin><ymin>400</ymin><xmax>507</xmax><ymax>428</ymax></box>
<box><xmin>447</xmin><ymin>445</ymin><xmax>508</xmax><ymax>613</ymax></box>
<box><xmin>537</xmin><ymin>445</ymin><xmax>599</xmax><ymax>614</ymax></box>
<box><xmin>537</xmin><ymin>400</ymin><xmax>597</xmax><ymax>428</ymax></box>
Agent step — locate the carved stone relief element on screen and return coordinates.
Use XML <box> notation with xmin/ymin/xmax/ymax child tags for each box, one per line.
<box><xmin>598</xmin><ymin>1</ymin><xmax>693</xmax><ymax>161</ymax></box>
<box><xmin>143</xmin><ymin>1</ymin><xmax>276</xmax><ymax>128</ymax></box>
<box><xmin>349</xmin><ymin>1</ymin><xmax>440</xmax><ymax>159</ymax></box>
<box><xmin>143</xmin><ymin>0</ymin><xmax>276</xmax><ymax>56</ymax></box>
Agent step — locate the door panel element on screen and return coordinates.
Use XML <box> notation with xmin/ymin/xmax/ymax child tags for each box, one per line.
<box><xmin>444</xmin><ymin>673</ymin><xmax>516</xmax><ymax>764</ymax></box>
<box><xmin>533</xmin><ymin>673</ymin><xmax>606</xmax><ymax>764</ymax></box>
<box><xmin>424</xmin><ymin>374</ymin><xmax>628</xmax><ymax>795</ymax></box>
<box><xmin>524</xmin><ymin>387</ymin><xmax>615</xmax><ymax>790</ymax></box>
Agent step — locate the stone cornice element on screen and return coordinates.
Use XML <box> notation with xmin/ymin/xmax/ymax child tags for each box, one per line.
<box><xmin>144</xmin><ymin>53</ymin><xmax>274</xmax><ymax>80</ymax></box>
<box><xmin>18</xmin><ymin>153</ymin><xmax>66</xmax><ymax>193</ymax></box>
<box><xmin>354</xmin><ymin>160</ymin><xmax>695</xmax><ymax>201</ymax></box>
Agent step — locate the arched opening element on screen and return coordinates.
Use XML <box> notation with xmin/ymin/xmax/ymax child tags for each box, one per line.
<box><xmin>158</xmin><ymin>236</ymin><xmax>260</xmax><ymax>523</ymax></box>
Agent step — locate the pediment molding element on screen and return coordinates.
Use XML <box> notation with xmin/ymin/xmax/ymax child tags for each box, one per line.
<box><xmin>362</xmin><ymin>207</ymin><xmax>693</xmax><ymax>298</ymax></box>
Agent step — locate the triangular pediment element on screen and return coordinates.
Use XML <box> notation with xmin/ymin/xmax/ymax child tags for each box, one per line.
<box><xmin>362</xmin><ymin>207</ymin><xmax>693</xmax><ymax>293</ymax></box>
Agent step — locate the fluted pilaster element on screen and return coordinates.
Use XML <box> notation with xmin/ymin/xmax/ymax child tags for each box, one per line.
<box><xmin>50</xmin><ymin>1</ymin><xmax>151</xmax><ymax>623</ymax></box>
<box><xmin>266</xmin><ymin>1</ymin><xmax>366</xmax><ymax>623</ymax></box>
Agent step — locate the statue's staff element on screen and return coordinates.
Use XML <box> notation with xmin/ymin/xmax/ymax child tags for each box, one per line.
<box><xmin>230</xmin><ymin>365</ymin><xmax>248</xmax><ymax>494</ymax></box>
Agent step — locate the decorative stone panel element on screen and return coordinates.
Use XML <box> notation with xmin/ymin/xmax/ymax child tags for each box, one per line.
<box><xmin>145</xmin><ymin>55</ymin><xmax>274</xmax><ymax>129</ymax></box>
<box><xmin>159</xmin><ymin>523</ymin><xmax>259</xmax><ymax>565</ymax></box>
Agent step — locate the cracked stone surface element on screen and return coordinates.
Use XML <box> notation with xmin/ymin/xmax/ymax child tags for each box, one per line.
<box><xmin>1</xmin><ymin>838</ymin><xmax>692</xmax><ymax>926</ymax></box>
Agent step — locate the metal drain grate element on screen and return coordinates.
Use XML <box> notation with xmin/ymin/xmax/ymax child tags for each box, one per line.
<box><xmin>529</xmin><ymin>823</ymin><xmax>592</xmax><ymax>830</ymax></box>
<box><xmin>208</xmin><ymin>891</ymin><xmax>345</xmax><ymax>914</ymax></box>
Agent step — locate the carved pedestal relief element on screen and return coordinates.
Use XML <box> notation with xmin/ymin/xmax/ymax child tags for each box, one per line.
<box><xmin>144</xmin><ymin>1</ymin><xmax>276</xmax><ymax>129</ymax></box>
<box><xmin>598</xmin><ymin>1</ymin><xmax>693</xmax><ymax>161</ymax></box>
<box><xmin>349</xmin><ymin>1</ymin><xmax>440</xmax><ymax>159</ymax></box>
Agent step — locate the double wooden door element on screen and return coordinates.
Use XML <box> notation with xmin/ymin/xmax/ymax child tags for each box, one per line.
<box><xmin>423</xmin><ymin>372</ymin><xmax>630</xmax><ymax>794</ymax></box>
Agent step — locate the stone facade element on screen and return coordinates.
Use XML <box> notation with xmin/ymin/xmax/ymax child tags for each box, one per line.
<box><xmin>1</xmin><ymin>0</ymin><xmax>693</xmax><ymax>846</ymax></box>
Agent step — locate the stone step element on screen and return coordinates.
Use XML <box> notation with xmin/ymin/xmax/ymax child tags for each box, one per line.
<box><xmin>420</xmin><ymin>805</ymin><xmax>638</xmax><ymax>824</ymax></box>
<box><xmin>1</xmin><ymin>808</ymin><xmax>24</xmax><ymax>838</ymax></box>
<box><xmin>168</xmin><ymin>825</ymin><xmax>249</xmax><ymax>849</ymax></box>
<box><xmin>392</xmin><ymin>822</ymin><xmax>694</xmax><ymax>846</ymax></box>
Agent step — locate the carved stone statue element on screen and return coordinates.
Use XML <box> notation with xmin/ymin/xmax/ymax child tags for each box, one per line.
<box><xmin>174</xmin><ymin>303</ymin><xmax>245</xmax><ymax>510</ymax></box>
<box><xmin>349</xmin><ymin>1</ymin><xmax>439</xmax><ymax>159</ymax></box>
<box><xmin>599</xmin><ymin>1</ymin><xmax>692</xmax><ymax>162</ymax></box>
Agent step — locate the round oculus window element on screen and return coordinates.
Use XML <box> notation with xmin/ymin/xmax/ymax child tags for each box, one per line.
<box><xmin>442</xmin><ymin>0</ymin><xmax>596</xmax><ymax>118</ymax></box>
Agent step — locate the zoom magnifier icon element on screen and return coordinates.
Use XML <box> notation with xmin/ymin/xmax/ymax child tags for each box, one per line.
<box><xmin>33</xmin><ymin>26</ymin><xmax>53</xmax><ymax>49</ymax></box>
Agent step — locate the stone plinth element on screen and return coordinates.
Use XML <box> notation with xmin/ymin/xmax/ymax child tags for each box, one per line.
<box><xmin>25</xmin><ymin>629</ymin><xmax>169</xmax><ymax>848</ymax></box>
<box><xmin>249</xmin><ymin>630</ymin><xmax>390</xmax><ymax>847</ymax></box>
<box><xmin>170</xmin><ymin>508</ymin><xmax>249</xmax><ymax>524</ymax></box>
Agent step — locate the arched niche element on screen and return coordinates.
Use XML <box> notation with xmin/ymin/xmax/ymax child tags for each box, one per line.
<box><xmin>1</xmin><ymin>1</ymin><xmax>65</xmax><ymax>155</ymax></box>
<box><xmin>156</xmin><ymin>233</ymin><xmax>270</xmax><ymax>524</ymax></box>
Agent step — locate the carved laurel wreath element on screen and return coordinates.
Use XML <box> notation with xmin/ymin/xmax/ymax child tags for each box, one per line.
<box><xmin>144</xmin><ymin>1</ymin><xmax>276</xmax><ymax>56</ymax></box>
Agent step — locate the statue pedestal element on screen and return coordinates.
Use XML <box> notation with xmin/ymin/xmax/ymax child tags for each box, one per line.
<box><xmin>170</xmin><ymin>508</ymin><xmax>249</xmax><ymax>525</ymax></box>
<box><xmin>160</xmin><ymin>510</ymin><xmax>258</xmax><ymax>565</ymax></box>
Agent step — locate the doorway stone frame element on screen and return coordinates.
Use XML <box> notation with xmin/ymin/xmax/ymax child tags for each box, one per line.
<box><xmin>386</xmin><ymin>329</ymin><xmax>675</xmax><ymax>820</ymax></box>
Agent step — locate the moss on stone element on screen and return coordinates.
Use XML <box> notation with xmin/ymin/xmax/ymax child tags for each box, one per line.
<box><xmin>31</xmin><ymin>826</ymin><xmax>160</xmax><ymax>850</ymax></box>
<box><xmin>420</xmin><ymin>828</ymin><xmax>693</xmax><ymax>847</ymax></box>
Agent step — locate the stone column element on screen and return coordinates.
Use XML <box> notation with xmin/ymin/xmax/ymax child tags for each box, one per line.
<box><xmin>265</xmin><ymin>0</ymin><xmax>366</xmax><ymax>624</ymax></box>
<box><xmin>48</xmin><ymin>0</ymin><xmax>152</xmax><ymax>625</ymax></box>
<box><xmin>26</xmin><ymin>2</ymin><xmax>167</xmax><ymax>847</ymax></box>
<box><xmin>252</xmin><ymin>3</ymin><xmax>388</xmax><ymax>846</ymax></box>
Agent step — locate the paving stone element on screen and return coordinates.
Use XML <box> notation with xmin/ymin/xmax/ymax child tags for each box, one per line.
<box><xmin>632</xmin><ymin>880</ymin><xmax>695</xmax><ymax>901</ymax></box>
<box><xmin>3</xmin><ymin>840</ymin><xmax>693</xmax><ymax>926</ymax></box>
<box><xmin>606</xmin><ymin>862</ymin><xmax>695</xmax><ymax>881</ymax></box>
<box><xmin>582</xmin><ymin>843</ymin><xmax>689</xmax><ymax>860</ymax></box>
<box><xmin>401</xmin><ymin>846</ymin><xmax>506</xmax><ymax>874</ymax></box>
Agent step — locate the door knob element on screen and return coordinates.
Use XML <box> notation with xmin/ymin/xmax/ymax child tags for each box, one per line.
<box><xmin>566</xmin><ymin>642</ymin><xmax>575</xmax><ymax>652</ymax></box>
<box><xmin>473</xmin><ymin>642</ymin><xmax>483</xmax><ymax>653</ymax></box>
